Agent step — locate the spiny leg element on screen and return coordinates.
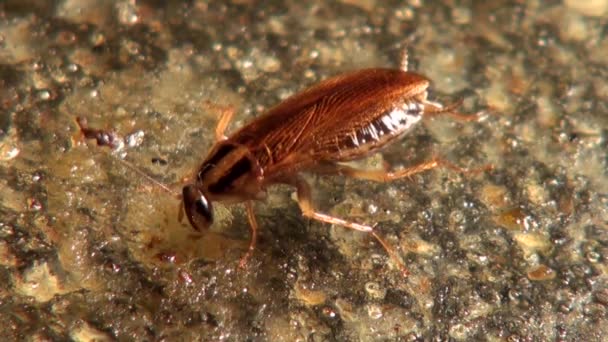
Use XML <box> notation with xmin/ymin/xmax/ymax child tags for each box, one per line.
<box><xmin>423</xmin><ymin>98</ymin><xmax>483</xmax><ymax>122</ymax></box>
<box><xmin>400</xmin><ymin>48</ymin><xmax>409</xmax><ymax>72</ymax></box>
<box><xmin>203</xmin><ymin>101</ymin><xmax>235</xmax><ymax>141</ymax></box>
<box><xmin>238</xmin><ymin>201</ymin><xmax>258</xmax><ymax>268</ymax></box>
<box><xmin>293</xmin><ymin>176</ymin><xmax>409</xmax><ymax>276</ymax></box>
<box><xmin>316</xmin><ymin>158</ymin><xmax>491</xmax><ymax>183</ymax></box>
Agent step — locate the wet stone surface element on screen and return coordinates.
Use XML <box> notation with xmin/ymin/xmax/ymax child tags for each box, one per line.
<box><xmin>0</xmin><ymin>1</ymin><xmax>607</xmax><ymax>341</ymax></box>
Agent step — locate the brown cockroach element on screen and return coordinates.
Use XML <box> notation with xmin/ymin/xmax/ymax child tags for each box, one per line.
<box><xmin>76</xmin><ymin>50</ymin><xmax>488</xmax><ymax>275</ymax></box>
<box><xmin>180</xmin><ymin>50</ymin><xmax>490</xmax><ymax>275</ymax></box>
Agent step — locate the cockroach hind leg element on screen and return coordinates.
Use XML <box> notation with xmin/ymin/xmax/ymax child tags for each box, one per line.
<box><xmin>316</xmin><ymin>158</ymin><xmax>491</xmax><ymax>184</ymax></box>
<box><xmin>436</xmin><ymin>157</ymin><xmax>494</xmax><ymax>175</ymax></box>
<box><xmin>293</xmin><ymin>176</ymin><xmax>409</xmax><ymax>276</ymax></box>
<box><xmin>371</xmin><ymin>231</ymin><xmax>409</xmax><ymax>277</ymax></box>
<box><xmin>314</xmin><ymin>160</ymin><xmax>442</xmax><ymax>183</ymax></box>
<box><xmin>238</xmin><ymin>201</ymin><xmax>259</xmax><ymax>268</ymax></box>
<box><xmin>400</xmin><ymin>156</ymin><xmax>493</xmax><ymax>178</ymax></box>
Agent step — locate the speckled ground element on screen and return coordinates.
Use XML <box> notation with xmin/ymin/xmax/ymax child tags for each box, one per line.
<box><xmin>1</xmin><ymin>1</ymin><xmax>607</xmax><ymax>341</ymax></box>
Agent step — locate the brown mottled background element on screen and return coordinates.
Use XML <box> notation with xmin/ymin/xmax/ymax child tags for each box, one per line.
<box><xmin>1</xmin><ymin>1</ymin><xmax>607</xmax><ymax>341</ymax></box>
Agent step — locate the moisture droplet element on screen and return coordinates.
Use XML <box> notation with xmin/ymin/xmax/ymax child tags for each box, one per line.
<box><xmin>0</xmin><ymin>146</ymin><xmax>20</xmax><ymax>160</ymax></box>
<box><xmin>125</xmin><ymin>130</ymin><xmax>145</xmax><ymax>147</ymax></box>
<box><xmin>65</xmin><ymin>63</ymin><xmax>79</xmax><ymax>73</ymax></box>
<box><xmin>366</xmin><ymin>304</ymin><xmax>383</xmax><ymax>319</ymax></box>
<box><xmin>117</xmin><ymin>2</ymin><xmax>139</xmax><ymax>25</ymax></box>
<box><xmin>367</xmin><ymin>203</ymin><xmax>378</xmax><ymax>215</ymax></box>
<box><xmin>37</xmin><ymin>89</ymin><xmax>51</xmax><ymax>101</ymax></box>
<box><xmin>527</xmin><ymin>264</ymin><xmax>556</xmax><ymax>281</ymax></box>
<box><xmin>586</xmin><ymin>250</ymin><xmax>600</xmax><ymax>263</ymax></box>
<box><xmin>364</xmin><ymin>282</ymin><xmax>386</xmax><ymax>300</ymax></box>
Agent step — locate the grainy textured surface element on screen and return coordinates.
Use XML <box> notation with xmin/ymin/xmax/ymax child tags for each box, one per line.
<box><xmin>1</xmin><ymin>1</ymin><xmax>607</xmax><ymax>341</ymax></box>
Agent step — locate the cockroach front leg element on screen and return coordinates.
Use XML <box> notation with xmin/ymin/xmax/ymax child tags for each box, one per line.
<box><xmin>203</xmin><ymin>101</ymin><xmax>235</xmax><ymax>141</ymax></box>
<box><xmin>238</xmin><ymin>201</ymin><xmax>259</xmax><ymax>268</ymax></box>
<box><xmin>293</xmin><ymin>176</ymin><xmax>408</xmax><ymax>276</ymax></box>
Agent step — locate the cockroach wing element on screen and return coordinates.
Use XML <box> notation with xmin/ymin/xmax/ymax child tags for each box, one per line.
<box><xmin>230</xmin><ymin>68</ymin><xmax>430</xmax><ymax>168</ymax></box>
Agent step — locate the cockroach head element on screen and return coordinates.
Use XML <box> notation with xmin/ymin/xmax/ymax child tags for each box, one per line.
<box><xmin>182</xmin><ymin>184</ymin><xmax>213</xmax><ymax>231</ymax></box>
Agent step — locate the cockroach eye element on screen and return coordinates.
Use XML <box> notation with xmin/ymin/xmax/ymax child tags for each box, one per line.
<box><xmin>182</xmin><ymin>185</ymin><xmax>213</xmax><ymax>231</ymax></box>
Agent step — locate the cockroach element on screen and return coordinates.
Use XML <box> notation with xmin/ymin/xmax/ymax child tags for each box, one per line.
<box><xmin>180</xmin><ymin>50</ymin><xmax>490</xmax><ymax>275</ymax></box>
<box><xmin>78</xmin><ymin>50</ymin><xmax>489</xmax><ymax>276</ymax></box>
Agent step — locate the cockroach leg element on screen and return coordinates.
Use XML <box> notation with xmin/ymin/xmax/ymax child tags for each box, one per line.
<box><xmin>203</xmin><ymin>101</ymin><xmax>235</xmax><ymax>141</ymax></box>
<box><xmin>318</xmin><ymin>158</ymin><xmax>492</xmax><ymax>182</ymax></box>
<box><xmin>436</xmin><ymin>158</ymin><xmax>494</xmax><ymax>175</ymax></box>
<box><xmin>215</xmin><ymin>106</ymin><xmax>235</xmax><ymax>142</ymax></box>
<box><xmin>369</xmin><ymin>230</ymin><xmax>408</xmax><ymax>277</ymax></box>
<box><xmin>399</xmin><ymin>49</ymin><xmax>409</xmax><ymax>72</ymax></box>
<box><xmin>317</xmin><ymin>159</ymin><xmax>441</xmax><ymax>182</ymax></box>
<box><xmin>293</xmin><ymin>177</ymin><xmax>408</xmax><ymax>276</ymax></box>
<box><xmin>423</xmin><ymin>99</ymin><xmax>481</xmax><ymax>122</ymax></box>
<box><xmin>238</xmin><ymin>201</ymin><xmax>259</xmax><ymax>268</ymax></box>
<box><xmin>294</xmin><ymin>177</ymin><xmax>372</xmax><ymax>232</ymax></box>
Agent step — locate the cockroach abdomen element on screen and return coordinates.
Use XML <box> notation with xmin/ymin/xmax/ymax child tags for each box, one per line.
<box><xmin>336</xmin><ymin>100</ymin><xmax>424</xmax><ymax>157</ymax></box>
